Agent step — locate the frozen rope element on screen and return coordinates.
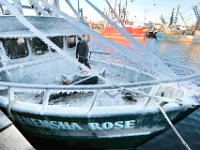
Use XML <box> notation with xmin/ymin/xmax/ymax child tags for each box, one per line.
<box><xmin>137</xmin><ymin>89</ymin><xmax>194</xmax><ymax>108</ymax></box>
<box><xmin>6</xmin><ymin>98</ymin><xmax>18</xmax><ymax>121</ymax></box>
<box><xmin>153</xmin><ymin>101</ymin><xmax>192</xmax><ymax>150</ymax></box>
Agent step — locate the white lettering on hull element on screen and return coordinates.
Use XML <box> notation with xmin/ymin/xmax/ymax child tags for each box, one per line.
<box><xmin>88</xmin><ymin>120</ymin><xmax>135</xmax><ymax>130</ymax></box>
<box><xmin>14</xmin><ymin>115</ymin><xmax>136</xmax><ymax>131</ymax></box>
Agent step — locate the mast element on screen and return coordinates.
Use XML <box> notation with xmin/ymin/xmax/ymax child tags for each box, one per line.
<box><xmin>192</xmin><ymin>4</ymin><xmax>200</xmax><ymax>30</ymax></box>
<box><xmin>118</xmin><ymin>0</ymin><xmax>121</xmax><ymax>19</ymax></box>
<box><xmin>179</xmin><ymin>12</ymin><xmax>188</xmax><ymax>28</ymax></box>
<box><xmin>174</xmin><ymin>5</ymin><xmax>180</xmax><ymax>25</ymax></box>
<box><xmin>105</xmin><ymin>0</ymin><xmax>126</xmax><ymax>28</ymax></box>
<box><xmin>193</xmin><ymin>5</ymin><xmax>200</xmax><ymax>19</ymax></box>
<box><xmin>114</xmin><ymin>0</ymin><xmax>117</xmax><ymax>13</ymax></box>
<box><xmin>159</xmin><ymin>15</ymin><xmax>166</xmax><ymax>24</ymax></box>
<box><xmin>144</xmin><ymin>9</ymin><xmax>149</xmax><ymax>23</ymax></box>
<box><xmin>113</xmin><ymin>0</ymin><xmax>117</xmax><ymax>19</ymax></box>
<box><xmin>124</xmin><ymin>0</ymin><xmax>128</xmax><ymax>20</ymax></box>
<box><xmin>169</xmin><ymin>8</ymin><xmax>175</xmax><ymax>27</ymax></box>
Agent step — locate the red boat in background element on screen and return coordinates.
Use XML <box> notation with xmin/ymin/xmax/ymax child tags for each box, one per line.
<box><xmin>95</xmin><ymin>0</ymin><xmax>150</xmax><ymax>40</ymax></box>
<box><xmin>95</xmin><ymin>0</ymin><xmax>150</xmax><ymax>38</ymax></box>
<box><xmin>101</xmin><ymin>24</ymin><xmax>149</xmax><ymax>37</ymax></box>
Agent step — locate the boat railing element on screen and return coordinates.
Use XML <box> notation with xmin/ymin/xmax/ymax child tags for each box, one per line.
<box><xmin>1</xmin><ymin>78</ymin><xmax>197</xmax><ymax>116</ymax></box>
<box><xmin>0</xmin><ymin>69</ymin><xmax>200</xmax><ymax>91</ymax></box>
<box><xmin>0</xmin><ymin>54</ymin><xmax>200</xmax><ymax>91</ymax></box>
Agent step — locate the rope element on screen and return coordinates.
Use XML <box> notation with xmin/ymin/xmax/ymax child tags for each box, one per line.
<box><xmin>6</xmin><ymin>98</ymin><xmax>18</xmax><ymax>121</ymax></box>
<box><xmin>153</xmin><ymin>101</ymin><xmax>192</xmax><ymax>150</ymax></box>
<box><xmin>105</xmin><ymin>90</ymin><xmax>120</xmax><ymax>97</ymax></box>
<box><xmin>138</xmin><ymin>89</ymin><xmax>194</xmax><ymax>108</ymax></box>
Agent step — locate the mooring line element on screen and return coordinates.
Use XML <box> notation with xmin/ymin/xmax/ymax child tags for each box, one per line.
<box><xmin>153</xmin><ymin>101</ymin><xmax>192</xmax><ymax>150</ymax></box>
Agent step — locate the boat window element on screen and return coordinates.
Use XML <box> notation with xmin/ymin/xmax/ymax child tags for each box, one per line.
<box><xmin>30</xmin><ymin>37</ymin><xmax>48</xmax><ymax>55</ymax></box>
<box><xmin>50</xmin><ymin>36</ymin><xmax>63</xmax><ymax>52</ymax></box>
<box><xmin>2</xmin><ymin>38</ymin><xmax>28</xmax><ymax>59</ymax></box>
<box><xmin>67</xmin><ymin>35</ymin><xmax>76</xmax><ymax>48</ymax></box>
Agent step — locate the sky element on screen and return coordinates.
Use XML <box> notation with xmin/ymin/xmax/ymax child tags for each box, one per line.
<box><xmin>59</xmin><ymin>0</ymin><xmax>200</xmax><ymax>25</ymax></box>
<box><xmin>20</xmin><ymin>0</ymin><xmax>200</xmax><ymax>25</ymax></box>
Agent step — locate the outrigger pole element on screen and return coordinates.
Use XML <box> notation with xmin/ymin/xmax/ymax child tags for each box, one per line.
<box><xmin>65</xmin><ymin>0</ymin><xmax>78</xmax><ymax>17</ymax></box>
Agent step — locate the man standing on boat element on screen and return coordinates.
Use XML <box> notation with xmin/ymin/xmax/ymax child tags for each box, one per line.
<box><xmin>76</xmin><ymin>36</ymin><xmax>91</xmax><ymax>69</ymax></box>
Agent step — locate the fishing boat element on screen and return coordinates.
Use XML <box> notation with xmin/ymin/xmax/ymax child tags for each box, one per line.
<box><xmin>156</xmin><ymin>28</ymin><xmax>200</xmax><ymax>43</ymax></box>
<box><xmin>100</xmin><ymin>23</ymin><xmax>149</xmax><ymax>38</ymax></box>
<box><xmin>96</xmin><ymin>0</ymin><xmax>149</xmax><ymax>39</ymax></box>
<box><xmin>0</xmin><ymin>0</ymin><xmax>200</xmax><ymax>150</ymax></box>
<box><xmin>155</xmin><ymin>5</ymin><xmax>200</xmax><ymax>43</ymax></box>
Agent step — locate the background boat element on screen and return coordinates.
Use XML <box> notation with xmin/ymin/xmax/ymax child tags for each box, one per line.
<box><xmin>156</xmin><ymin>29</ymin><xmax>200</xmax><ymax>43</ymax></box>
<box><xmin>154</xmin><ymin>4</ymin><xmax>200</xmax><ymax>43</ymax></box>
<box><xmin>94</xmin><ymin>0</ymin><xmax>150</xmax><ymax>39</ymax></box>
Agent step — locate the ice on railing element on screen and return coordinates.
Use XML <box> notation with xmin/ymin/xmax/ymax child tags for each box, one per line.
<box><xmin>88</xmin><ymin>36</ymin><xmax>162</xmax><ymax>78</ymax></box>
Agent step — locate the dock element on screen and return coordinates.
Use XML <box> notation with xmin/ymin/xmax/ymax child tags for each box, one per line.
<box><xmin>0</xmin><ymin>110</ymin><xmax>34</xmax><ymax>150</ymax></box>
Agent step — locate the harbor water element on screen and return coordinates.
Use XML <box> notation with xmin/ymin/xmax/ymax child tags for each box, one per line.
<box><xmin>113</xmin><ymin>38</ymin><xmax>200</xmax><ymax>150</ymax></box>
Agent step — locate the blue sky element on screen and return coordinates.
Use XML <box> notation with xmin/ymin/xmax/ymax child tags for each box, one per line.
<box><xmin>60</xmin><ymin>0</ymin><xmax>199</xmax><ymax>25</ymax></box>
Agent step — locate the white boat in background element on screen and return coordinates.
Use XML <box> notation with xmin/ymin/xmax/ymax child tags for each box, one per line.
<box><xmin>0</xmin><ymin>0</ymin><xmax>200</xmax><ymax>149</ymax></box>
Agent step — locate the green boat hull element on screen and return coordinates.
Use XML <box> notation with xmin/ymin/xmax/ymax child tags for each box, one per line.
<box><xmin>0</xmin><ymin>106</ymin><xmax>198</xmax><ymax>150</ymax></box>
